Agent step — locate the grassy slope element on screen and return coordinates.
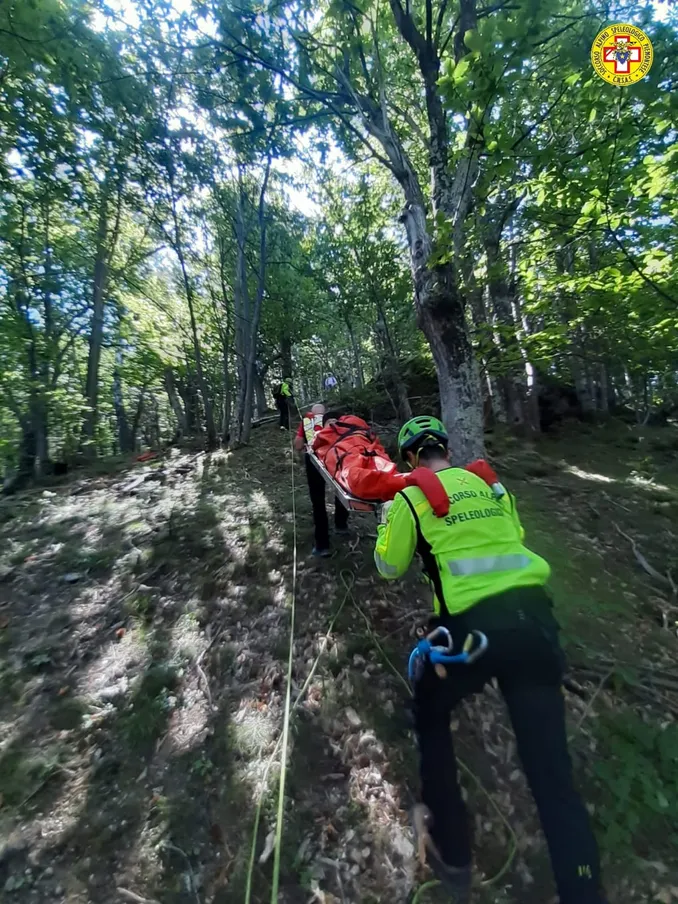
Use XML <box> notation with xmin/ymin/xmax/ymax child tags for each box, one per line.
<box><xmin>0</xmin><ymin>422</ymin><xmax>677</xmax><ymax>904</ymax></box>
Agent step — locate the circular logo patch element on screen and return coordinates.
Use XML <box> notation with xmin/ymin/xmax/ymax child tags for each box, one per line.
<box><xmin>591</xmin><ymin>23</ymin><xmax>653</xmax><ymax>86</ymax></box>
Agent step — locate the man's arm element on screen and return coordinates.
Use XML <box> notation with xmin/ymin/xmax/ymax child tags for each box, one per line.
<box><xmin>374</xmin><ymin>493</ymin><xmax>417</xmax><ymax>580</ymax></box>
<box><xmin>293</xmin><ymin>428</ymin><xmax>305</xmax><ymax>452</ymax></box>
<box><xmin>501</xmin><ymin>490</ymin><xmax>525</xmax><ymax>541</ymax></box>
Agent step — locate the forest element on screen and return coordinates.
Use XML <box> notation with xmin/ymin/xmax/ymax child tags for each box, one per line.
<box><xmin>1</xmin><ymin>0</ymin><xmax>676</xmax><ymax>481</ymax></box>
<box><xmin>1</xmin><ymin>0</ymin><xmax>678</xmax><ymax>903</ymax></box>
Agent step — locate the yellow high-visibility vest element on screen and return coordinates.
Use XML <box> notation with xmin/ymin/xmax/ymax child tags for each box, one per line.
<box><xmin>303</xmin><ymin>414</ymin><xmax>324</xmax><ymax>445</ymax></box>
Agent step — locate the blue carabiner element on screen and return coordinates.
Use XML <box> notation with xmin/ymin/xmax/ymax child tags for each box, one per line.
<box><xmin>408</xmin><ymin>629</ymin><xmax>488</xmax><ymax>683</ymax></box>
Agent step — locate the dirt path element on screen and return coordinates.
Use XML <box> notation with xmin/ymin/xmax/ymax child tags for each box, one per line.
<box><xmin>2</xmin><ymin>425</ymin><xmax>678</xmax><ymax>904</ymax></box>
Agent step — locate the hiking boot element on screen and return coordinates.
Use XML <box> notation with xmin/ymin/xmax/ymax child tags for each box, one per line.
<box><xmin>311</xmin><ymin>547</ymin><xmax>332</xmax><ymax>558</ymax></box>
<box><xmin>411</xmin><ymin>805</ymin><xmax>471</xmax><ymax>904</ymax></box>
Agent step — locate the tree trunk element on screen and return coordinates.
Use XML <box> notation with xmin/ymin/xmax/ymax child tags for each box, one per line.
<box><xmin>82</xmin><ymin>188</ymin><xmax>110</xmax><ymax>451</ymax></box>
<box><xmin>345</xmin><ymin>318</ymin><xmax>364</xmax><ymax>389</ymax></box>
<box><xmin>82</xmin><ymin>173</ymin><xmax>124</xmax><ymax>454</ymax></box>
<box><xmin>421</xmin><ymin>301</ymin><xmax>484</xmax><ymax>463</ymax></box>
<box><xmin>25</xmin><ymin>330</ymin><xmax>49</xmax><ymax>477</ymax></box>
<box><xmin>15</xmin><ymin>420</ymin><xmax>37</xmax><ymax>490</ymax></box>
<box><xmin>221</xmin><ymin>341</ymin><xmax>232</xmax><ymax>443</ymax></box>
<box><xmin>512</xmin><ymin>291</ymin><xmax>541</xmax><ymax>433</ymax></box>
<box><xmin>177</xmin><ymin>371</ymin><xmax>201</xmax><ymax>436</ymax></box>
<box><xmin>233</xmin><ymin>182</ymin><xmax>250</xmax><ymax>440</ymax></box>
<box><xmin>598</xmin><ymin>363</ymin><xmax>610</xmax><ymax>415</ymax></box>
<box><xmin>131</xmin><ymin>385</ymin><xmax>147</xmax><ymax>450</ymax></box>
<box><xmin>467</xmin><ymin>269</ymin><xmax>505</xmax><ymax>426</ymax></box>
<box><xmin>483</xmin><ymin>226</ymin><xmax>540</xmax><ymax>432</ymax></box>
<box><xmin>280</xmin><ymin>334</ymin><xmax>293</xmax><ymax>384</ymax></box>
<box><xmin>241</xmin><ymin>153</ymin><xmax>272</xmax><ymax>445</ymax></box>
<box><xmin>254</xmin><ymin>365</ymin><xmax>268</xmax><ymax>418</ymax></box>
<box><xmin>327</xmin><ymin>0</ymin><xmax>484</xmax><ymax>461</ymax></box>
<box><xmin>215</xmin><ymin>259</ymin><xmax>233</xmax><ymax>444</ymax></box>
<box><xmin>164</xmin><ymin>367</ymin><xmax>187</xmax><ymax>439</ymax></box>
<box><xmin>180</xmin><ymin>258</ymin><xmax>217</xmax><ymax>447</ymax></box>
<box><xmin>169</xmin><ymin>183</ymin><xmax>217</xmax><ymax>448</ymax></box>
<box><xmin>375</xmin><ymin>307</ymin><xmax>411</xmax><ymax>421</ymax></box>
<box><xmin>400</xmin><ymin>209</ymin><xmax>484</xmax><ymax>463</ymax></box>
<box><xmin>571</xmin><ymin>352</ymin><xmax>596</xmax><ymax>416</ymax></box>
<box><xmin>113</xmin><ymin>358</ymin><xmax>133</xmax><ymax>453</ymax></box>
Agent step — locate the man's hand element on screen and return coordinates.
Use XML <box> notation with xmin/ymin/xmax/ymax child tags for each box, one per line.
<box><xmin>379</xmin><ymin>500</ymin><xmax>393</xmax><ymax>523</ymax></box>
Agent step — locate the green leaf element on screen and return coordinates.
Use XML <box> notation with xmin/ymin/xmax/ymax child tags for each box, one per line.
<box><xmin>588</xmin><ymin>107</ymin><xmax>597</xmax><ymax>123</ymax></box>
<box><xmin>463</xmin><ymin>29</ymin><xmax>483</xmax><ymax>53</ymax></box>
<box><xmin>564</xmin><ymin>72</ymin><xmax>580</xmax><ymax>86</ymax></box>
<box><xmin>454</xmin><ymin>58</ymin><xmax>471</xmax><ymax>82</ymax></box>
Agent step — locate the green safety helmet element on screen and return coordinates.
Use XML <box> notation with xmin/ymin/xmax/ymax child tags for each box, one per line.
<box><xmin>397</xmin><ymin>415</ymin><xmax>448</xmax><ymax>454</ymax></box>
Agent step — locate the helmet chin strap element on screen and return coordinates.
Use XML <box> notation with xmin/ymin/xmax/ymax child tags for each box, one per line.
<box><xmin>413</xmin><ymin>441</ymin><xmax>446</xmax><ymax>467</ymax></box>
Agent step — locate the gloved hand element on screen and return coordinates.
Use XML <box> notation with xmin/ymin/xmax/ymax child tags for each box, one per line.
<box><xmin>379</xmin><ymin>500</ymin><xmax>393</xmax><ymax>523</ymax></box>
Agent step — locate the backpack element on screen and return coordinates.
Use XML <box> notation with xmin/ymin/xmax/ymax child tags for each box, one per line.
<box><xmin>272</xmin><ymin>382</ymin><xmax>283</xmax><ymax>398</ymax></box>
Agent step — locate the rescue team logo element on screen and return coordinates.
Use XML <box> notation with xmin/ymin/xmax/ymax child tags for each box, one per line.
<box><xmin>591</xmin><ymin>24</ymin><xmax>653</xmax><ymax>86</ymax></box>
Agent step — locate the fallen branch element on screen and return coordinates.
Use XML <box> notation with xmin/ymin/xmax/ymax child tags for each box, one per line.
<box><xmin>195</xmin><ymin>660</ymin><xmax>212</xmax><ymax>708</ymax></box>
<box><xmin>574</xmin><ymin>669</ymin><xmax>613</xmax><ymax>732</ymax></box>
<box><xmin>19</xmin><ymin>764</ymin><xmax>73</xmax><ymax>808</ymax></box>
<box><xmin>571</xmin><ymin>651</ymin><xmax>678</xmax><ymax>681</ymax></box>
<box><xmin>163</xmin><ymin>842</ymin><xmax>200</xmax><ymax>904</ymax></box>
<box><xmin>574</xmin><ymin>664</ymin><xmax>678</xmax><ymax>695</ymax></box>
<box><xmin>194</xmin><ymin>628</ymin><xmax>224</xmax><ymax>710</ymax></box>
<box><xmin>601</xmin><ymin>491</ymin><xmax>632</xmax><ymax>512</ymax></box>
<box><xmin>562</xmin><ymin>677</ymin><xmax>589</xmax><ymax>700</ymax></box>
<box><xmin>611</xmin><ymin>522</ymin><xmax>676</xmax><ymax>596</ymax></box>
<box><xmin>117</xmin><ymin>889</ymin><xmax>161</xmax><ymax>904</ymax></box>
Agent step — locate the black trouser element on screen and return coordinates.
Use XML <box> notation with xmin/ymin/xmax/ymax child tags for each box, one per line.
<box><xmin>276</xmin><ymin>397</ymin><xmax>290</xmax><ymax>429</ymax></box>
<box><xmin>304</xmin><ymin>453</ymin><xmax>348</xmax><ymax>549</ymax></box>
<box><xmin>413</xmin><ymin>586</ymin><xmax>606</xmax><ymax>904</ymax></box>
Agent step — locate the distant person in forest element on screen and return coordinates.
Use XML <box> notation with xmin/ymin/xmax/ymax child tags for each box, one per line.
<box><xmin>324</xmin><ymin>373</ymin><xmax>338</xmax><ymax>392</ymax></box>
<box><xmin>273</xmin><ymin>378</ymin><xmax>294</xmax><ymax>430</ymax></box>
<box><xmin>294</xmin><ymin>403</ymin><xmax>349</xmax><ymax>556</ymax></box>
<box><xmin>374</xmin><ymin>416</ymin><xmax>608</xmax><ymax>904</ymax></box>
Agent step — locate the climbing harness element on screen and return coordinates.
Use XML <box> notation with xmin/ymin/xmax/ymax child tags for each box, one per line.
<box><xmin>348</xmin><ymin>586</ymin><xmax>517</xmax><ymax>898</ymax></box>
<box><xmin>407</xmin><ymin>626</ymin><xmax>488</xmax><ymax>684</ymax></box>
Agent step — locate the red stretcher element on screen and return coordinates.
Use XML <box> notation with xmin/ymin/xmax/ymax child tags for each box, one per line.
<box><xmin>307</xmin><ymin>449</ymin><xmax>506</xmax><ymax>517</ymax></box>
<box><xmin>306</xmin><ymin>450</ymin><xmax>379</xmax><ymax>513</ymax></box>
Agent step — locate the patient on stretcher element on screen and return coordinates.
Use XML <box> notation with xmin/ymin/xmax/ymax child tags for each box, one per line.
<box><xmin>313</xmin><ymin>412</ymin><xmax>504</xmax><ymax>518</ymax></box>
<box><xmin>312</xmin><ymin>414</ymin><xmax>406</xmax><ymax>501</ymax></box>
<box><xmin>311</xmin><ymin>414</ymin><xmax>503</xmax><ymax>508</ymax></box>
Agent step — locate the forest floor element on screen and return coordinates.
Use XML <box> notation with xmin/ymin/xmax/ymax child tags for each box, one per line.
<box><xmin>2</xmin><ymin>420</ymin><xmax>678</xmax><ymax>904</ymax></box>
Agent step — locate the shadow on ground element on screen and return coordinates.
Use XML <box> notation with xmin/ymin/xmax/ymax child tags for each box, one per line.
<box><xmin>2</xmin><ymin>422</ymin><xmax>678</xmax><ymax>904</ymax></box>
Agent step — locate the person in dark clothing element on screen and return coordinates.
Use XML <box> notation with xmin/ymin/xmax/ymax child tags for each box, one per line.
<box><xmin>375</xmin><ymin>416</ymin><xmax>607</xmax><ymax>904</ymax></box>
<box><xmin>294</xmin><ymin>404</ymin><xmax>349</xmax><ymax>557</ymax></box>
<box><xmin>273</xmin><ymin>378</ymin><xmax>293</xmax><ymax>430</ymax></box>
